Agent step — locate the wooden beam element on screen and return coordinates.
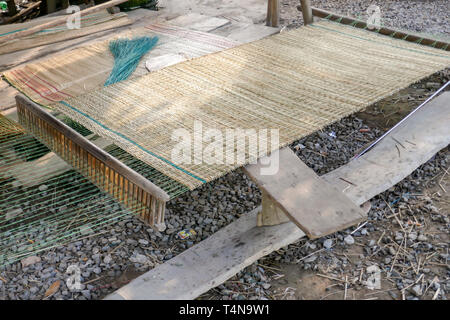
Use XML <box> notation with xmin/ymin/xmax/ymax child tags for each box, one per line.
<box><xmin>300</xmin><ymin>6</ymin><xmax>450</xmax><ymax>51</ymax></box>
<box><xmin>299</xmin><ymin>0</ymin><xmax>313</xmax><ymax>25</ymax></box>
<box><xmin>266</xmin><ymin>0</ymin><xmax>279</xmax><ymax>28</ymax></box>
<box><xmin>0</xmin><ymin>0</ymin><xmax>129</xmax><ymax>44</ymax></box>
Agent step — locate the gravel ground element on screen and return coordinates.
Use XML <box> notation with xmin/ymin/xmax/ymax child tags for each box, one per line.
<box><xmin>1</xmin><ymin>0</ymin><xmax>449</xmax><ymax>300</ymax></box>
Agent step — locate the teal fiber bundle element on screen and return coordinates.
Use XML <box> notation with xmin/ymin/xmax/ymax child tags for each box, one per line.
<box><xmin>104</xmin><ymin>36</ymin><xmax>159</xmax><ymax>86</ymax></box>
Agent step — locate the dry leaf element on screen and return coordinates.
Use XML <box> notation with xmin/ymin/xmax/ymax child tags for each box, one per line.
<box><xmin>44</xmin><ymin>280</ymin><xmax>60</xmax><ymax>298</ymax></box>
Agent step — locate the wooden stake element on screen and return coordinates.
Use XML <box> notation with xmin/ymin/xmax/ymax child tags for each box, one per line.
<box><xmin>266</xmin><ymin>0</ymin><xmax>279</xmax><ymax>28</ymax></box>
<box><xmin>300</xmin><ymin>0</ymin><xmax>313</xmax><ymax>25</ymax></box>
<box><xmin>257</xmin><ymin>191</ymin><xmax>290</xmax><ymax>226</ymax></box>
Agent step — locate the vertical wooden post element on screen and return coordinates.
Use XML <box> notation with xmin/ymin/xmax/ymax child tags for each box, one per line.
<box><xmin>300</xmin><ymin>0</ymin><xmax>313</xmax><ymax>25</ymax></box>
<box><xmin>257</xmin><ymin>191</ymin><xmax>290</xmax><ymax>226</ymax></box>
<box><xmin>46</xmin><ymin>0</ymin><xmax>56</xmax><ymax>14</ymax></box>
<box><xmin>6</xmin><ymin>0</ymin><xmax>17</xmax><ymax>17</ymax></box>
<box><xmin>266</xmin><ymin>0</ymin><xmax>279</xmax><ymax>28</ymax></box>
<box><xmin>62</xmin><ymin>0</ymin><xmax>70</xmax><ymax>10</ymax></box>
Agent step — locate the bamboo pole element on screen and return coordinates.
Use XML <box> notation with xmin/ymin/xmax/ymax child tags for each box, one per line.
<box><xmin>0</xmin><ymin>0</ymin><xmax>128</xmax><ymax>45</ymax></box>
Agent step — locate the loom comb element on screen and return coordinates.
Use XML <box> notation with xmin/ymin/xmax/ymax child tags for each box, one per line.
<box><xmin>15</xmin><ymin>94</ymin><xmax>170</xmax><ymax>230</ymax></box>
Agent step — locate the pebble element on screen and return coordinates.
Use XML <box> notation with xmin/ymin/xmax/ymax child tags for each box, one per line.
<box><xmin>21</xmin><ymin>256</ymin><xmax>41</xmax><ymax>268</ymax></box>
<box><xmin>323</xmin><ymin>239</ymin><xmax>333</xmax><ymax>249</ymax></box>
<box><xmin>129</xmin><ymin>252</ymin><xmax>152</xmax><ymax>265</ymax></box>
<box><xmin>81</xmin><ymin>290</ymin><xmax>91</xmax><ymax>300</ymax></box>
<box><xmin>344</xmin><ymin>235</ymin><xmax>355</xmax><ymax>245</ymax></box>
<box><xmin>418</xmin><ymin>234</ymin><xmax>428</xmax><ymax>242</ymax></box>
<box><xmin>411</xmin><ymin>285</ymin><xmax>423</xmax><ymax>297</ymax></box>
<box><xmin>103</xmin><ymin>255</ymin><xmax>112</xmax><ymax>264</ymax></box>
<box><xmin>408</xmin><ymin>232</ymin><xmax>418</xmax><ymax>241</ymax></box>
<box><xmin>93</xmin><ymin>267</ymin><xmax>101</xmax><ymax>275</ymax></box>
<box><xmin>138</xmin><ymin>239</ymin><xmax>149</xmax><ymax>246</ymax></box>
<box><xmin>6</xmin><ymin>208</ymin><xmax>23</xmax><ymax>220</ymax></box>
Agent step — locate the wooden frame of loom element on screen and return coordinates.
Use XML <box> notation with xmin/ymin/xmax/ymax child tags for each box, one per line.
<box><xmin>15</xmin><ymin>95</ymin><xmax>170</xmax><ymax>229</ymax></box>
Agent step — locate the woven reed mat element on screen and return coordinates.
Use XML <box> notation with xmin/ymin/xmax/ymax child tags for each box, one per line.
<box><xmin>0</xmin><ymin>11</ymin><xmax>131</xmax><ymax>55</ymax></box>
<box><xmin>30</xmin><ymin>20</ymin><xmax>450</xmax><ymax>188</ymax></box>
<box><xmin>2</xmin><ymin>23</ymin><xmax>239</xmax><ymax>105</ymax></box>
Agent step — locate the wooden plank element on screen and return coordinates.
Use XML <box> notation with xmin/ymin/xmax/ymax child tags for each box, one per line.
<box><xmin>244</xmin><ymin>148</ymin><xmax>366</xmax><ymax>239</ymax></box>
<box><xmin>145</xmin><ymin>53</ymin><xmax>185</xmax><ymax>72</ymax></box>
<box><xmin>322</xmin><ymin>91</ymin><xmax>450</xmax><ymax>205</ymax></box>
<box><xmin>1</xmin><ymin>134</ymin><xmax>112</xmax><ymax>187</ymax></box>
<box><xmin>15</xmin><ymin>95</ymin><xmax>170</xmax><ymax>202</ymax></box>
<box><xmin>105</xmin><ymin>206</ymin><xmax>305</xmax><ymax>300</ymax></box>
<box><xmin>0</xmin><ymin>81</ymin><xmax>17</xmax><ymax>111</ymax></box>
<box><xmin>105</xmin><ymin>92</ymin><xmax>450</xmax><ymax>300</ymax></box>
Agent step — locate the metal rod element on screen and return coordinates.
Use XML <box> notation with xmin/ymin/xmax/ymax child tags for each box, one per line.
<box><xmin>354</xmin><ymin>81</ymin><xmax>450</xmax><ymax>159</ymax></box>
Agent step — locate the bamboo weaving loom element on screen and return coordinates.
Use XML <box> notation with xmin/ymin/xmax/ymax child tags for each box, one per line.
<box><xmin>9</xmin><ymin>0</ymin><xmax>450</xmax><ymax>239</ymax></box>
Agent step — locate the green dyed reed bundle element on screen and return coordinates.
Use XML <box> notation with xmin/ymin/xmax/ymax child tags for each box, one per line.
<box><xmin>105</xmin><ymin>36</ymin><xmax>159</xmax><ymax>86</ymax></box>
